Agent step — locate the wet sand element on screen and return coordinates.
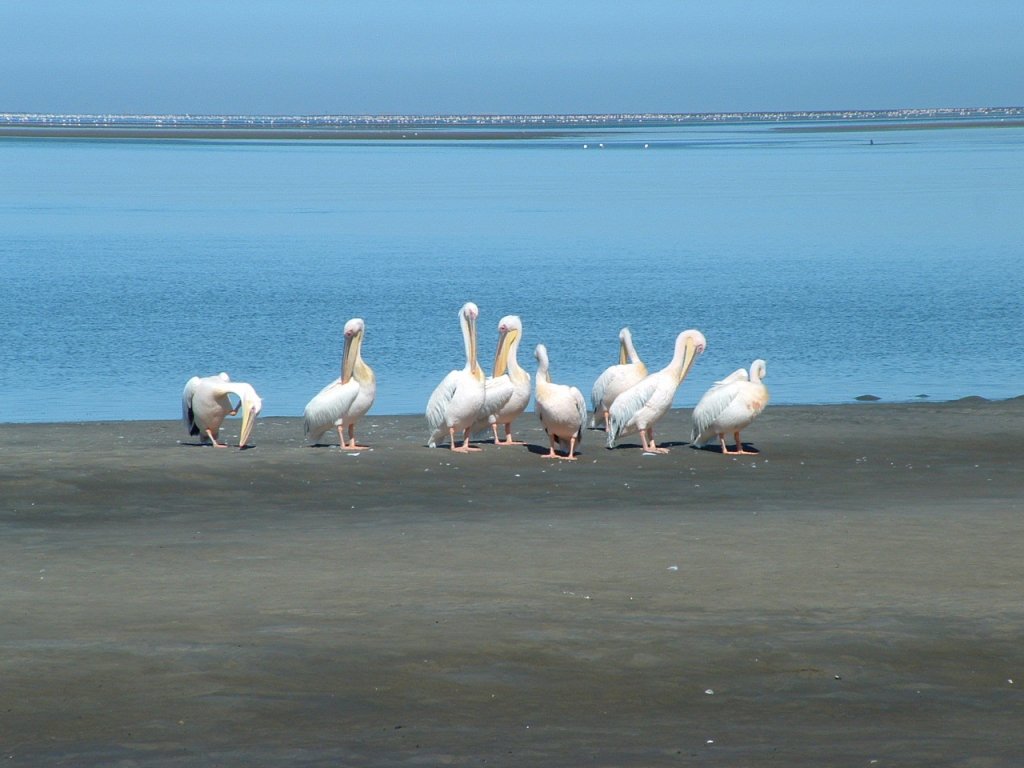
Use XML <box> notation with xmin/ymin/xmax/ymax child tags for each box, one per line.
<box><xmin>2</xmin><ymin>399</ymin><xmax>1023</xmax><ymax>766</ymax></box>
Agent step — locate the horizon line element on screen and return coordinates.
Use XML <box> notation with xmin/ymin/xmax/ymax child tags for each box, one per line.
<box><xmin>2</xmin><ymin>105</ymin><xmax>1023</xmax><ymax>121</ymax></box>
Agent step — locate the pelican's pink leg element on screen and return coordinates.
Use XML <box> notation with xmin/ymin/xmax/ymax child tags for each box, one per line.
<box><xmin>643</xmin><ymin>427</ymin><xmax>669</xmax><ymax>454</ymax></box>
<box><xmin>336</xmin><ymin>425</ymin><xmax>345</xmax><ymax>447</ymax></box>
<box><xmin>563</xmin><ymin>435</ymin><xmax>579</xmax><ymax>461</ymax></box>
<box><xmin>453</xmin><ymin>427</ymin><xmax>481</xmax><ymax>452</ymax></box>
<box><xmin>718</xmin><ymin>433</ymin><xmax>731</xmax><ymax>453</ymax></box>
<box><xmin>345</xmin><ymin>423</ymin><xmax>370</xmax><ymax>451</ymax></box>
<box><xmin>731</xmin><ymin>431</ymin><xmax>758</xmax><ymax>455</ymax></box>
<box><xmin>206</xmin><ymin>429</ymin><xmax>227</xmax><ymax>448</ymax></box>
<box><xmin>544</xmin><ymin>433</ymin><xmax>559</xmax><ymax>459</ymax></box>
<box><xmin>603</xmin><ymin>410</ymin><xmax>610</xmax><ymax>432</ymax></box>
<box><xmin>500</xmin><ymin>424</ymin><xmax>525</xmax><ymax>445</ymax></box>
<box><xmin>639</xmin><ymin>430</ymin><xmax>653</xmax><ymax>452</ymax></box>
<box><xmin>491</xmin><ymin>423</ymin><xmax>501</xmax><ymax>444</ymax></box>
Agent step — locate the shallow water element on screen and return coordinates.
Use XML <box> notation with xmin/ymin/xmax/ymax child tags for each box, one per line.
<box><xmin>1</xmin><ymin>122</ymin><xmax>1022</xmax><ymax>422</ymax></box>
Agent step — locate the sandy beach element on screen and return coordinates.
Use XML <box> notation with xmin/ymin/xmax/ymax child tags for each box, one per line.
<box><xmin>2</xmin><ymin>399</ymin><xmax>1022</xmax><ymax>766</ymax></box>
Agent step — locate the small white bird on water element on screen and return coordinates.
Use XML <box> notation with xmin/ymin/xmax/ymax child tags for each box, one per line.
<box><xmin>590</xmin><ymin>327</ymin><xmax>647</xmax><ymax>430</ymax></box>
<box><xmin>182</xmin><ymin>372</ymin><xmax>263</xmax><ymax>449</ymax></box>
<box><xmin>533</xmin><ymin>344</ymin><xmax>587</xmax><ymax>461</ymax></box>
<box><xmin>691</xmin><ymin>359</ymin><xmax>769</xmax><ymax>455</ymax></box>
<box><xmin>426</xmin><ymin>302</ymin><xmax>488</xmax><ymax>452</ymax></box>
<box><xmin>606</xmin><ymin>330</ymin><xmax>706</xmax><ymax>453</ymax></box>
<box><xmin>303</xmin><ymin>317</ymin><xmax>376</xmax><ymax>449</ymax></box>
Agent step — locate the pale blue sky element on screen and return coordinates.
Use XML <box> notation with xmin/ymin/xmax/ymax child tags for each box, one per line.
<box><xmin>2</xmin><ymin>1</ymin><xmax>1021</xmax><ymax>115</ymax></box>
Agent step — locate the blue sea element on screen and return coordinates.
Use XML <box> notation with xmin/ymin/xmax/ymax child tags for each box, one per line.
<box><xmin>1</xmin><ymin>119</ymin><xmax>1022</xmax><ymax>423</ymax></box>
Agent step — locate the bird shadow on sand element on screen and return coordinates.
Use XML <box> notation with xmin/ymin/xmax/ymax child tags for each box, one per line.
<box><xmin>690</xmin><ymin>442</ymin><xmax>761</xmax><ymax>454</ymax></box>
<box><xmin>605</xmin><ymin>440</ymin><xmax>690</xmax><ymax>451</ymax></box>
<box><xmin>179</xmin><ymin>441</ymin><xmax>257</xmax><ymax>450</ymax></box>
<box><xmin>522</xmin><ymin>442</ymin><xmax>584</xmax><ymax>459</ymax></box>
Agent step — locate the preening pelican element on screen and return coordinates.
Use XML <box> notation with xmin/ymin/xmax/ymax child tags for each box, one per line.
<box><xmin>691</xmin><ymin>359</ymin><xmax>769</xmax><ymax>455</ymax></box>
<box><xmin>606</xmin><ymin>330</ymin><xmax>706</xmax><ymax>453</ymax></box>
<box><xmin>303</xmin><ymin>317</ymin><xmax>376</xmax><ymax>449</ymax></box>
<box><xmin>475</xmin><ymin>315</ymin><xmax>530</xmax><ymax>444</ymax></box>
<box><xmin>426</xmin><ymin>302</ymin><xmax>487</xmax><ymax>451</ymax></box>
<box><xmin>590</xmin><ymin>327</ymin><xmax>647</xmax><ymax>429</ymax></box>
<box><xmin>534</xmin><ymin>344</ymin><xmax>587</xmax><ymax>460</ymax></box>
<box><xmin>182</xmin><ymin>372</ymin><xmax>263</xmax><ymax>449</ymax></box>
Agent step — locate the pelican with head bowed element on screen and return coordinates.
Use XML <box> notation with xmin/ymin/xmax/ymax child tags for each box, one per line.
<box><xmin>606</xmin><ymin>330</ymin><xmax>707</xmax><ymax>453</ymax></box>
<box><xmin>475</xmin><ymin>315</ymin><xmax>530</xmax><ymax>444</ymax></box>
<box><xmin>533</xmin><ymin>344</ymin><xmax>587</xmax><ymax>461</ymax></box>
<box><xmin>426</xmin><ymin>302</ymin><xmax>487</xmax><ymax>452</ymax></box>
<box><xmin>303</xmin><ymin>317</ymin><xmax>376</xmax><ymax>450</ymax></box>
<box><xmin>590</xmin><ymin>327</ymin><xmax>647</xmax><ymax>430</ymax></box>
<box><xmin>182</xmin><ymin>372</ymin><xmax>263</xmax><ymax>449</ymax></box>
<box><xmin>691</xmin><ymin>359</ymin><xmax>769</xmax><ymax>455</ymax></box>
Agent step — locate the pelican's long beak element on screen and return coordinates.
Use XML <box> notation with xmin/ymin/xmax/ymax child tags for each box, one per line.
<box><xmin>238</xmin><ymin>395</ymin><xmax>261</xmax><ymax>448</ymax></box>
<box><xmin>618</xmin><ymin>339</ymin><xmax>628</xmax><ymax>366</ymax></box>
<box><xmin>493</xmin><ymin>328</ymin><xmax>518</xmax><ymax>378</ymax></box>
<box><xmin>678</xmin><ymin>337</ymin><xmax>703</xmax><ymax>384</ymax></box>
<box><xmin>341</xmin><ymin>330</ymin><xmax>361</xmax><ymax>384</ymax></box>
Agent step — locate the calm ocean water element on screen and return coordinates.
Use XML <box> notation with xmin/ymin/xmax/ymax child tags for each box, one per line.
<box><xmin>1</xmin><ymin>122</ymin><xmax>1022</xmax><ymax>423</ymax></box>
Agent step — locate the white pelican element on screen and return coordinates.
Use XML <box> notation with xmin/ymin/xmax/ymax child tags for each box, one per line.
<box><xmin>475</xmin><ymin>315</ymin><xmax>530</xmax><ymax>444</ymax></box>
<box><xmin>533</xmin><ymin>344</ymin><xmax>587</xmax><ymax>461</ymax></box>
<box><xmin>426</xmin><ymin>302</ymin><xmax>487</xmax><ymax>451</ymax></box>
<box><xmin>303</xmin><ymin>317</ymin><xmax>376</xmax><ymax>449</ymax></box>
<box><xmin>590</xmin><ymin>327</ymin><xmax>647</xmax><ymax>429</ymax></box>
<box><xmin>182</xmin><ymin>372</ymin><xmax>263</xmax><ymax>449</ymax></box>
<box><xmin>691</xmin><ymin>359</ymin><xmax>769</xmax><ymax>455</ymax></box>
<box><xmin>606</xmin><ymin>330</ymin><xmax>706</xmax><ymax>453</ymax></box>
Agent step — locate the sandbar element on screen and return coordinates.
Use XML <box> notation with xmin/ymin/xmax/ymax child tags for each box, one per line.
<box><xmin>2</xmin><ymin>399</ymin><xmax>1022</xmax><ymax>766</ymax></box>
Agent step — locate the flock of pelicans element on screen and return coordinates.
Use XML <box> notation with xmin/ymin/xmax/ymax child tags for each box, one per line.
<box><xmin>182</xmin><ymin>302</ymin><xmax>769</xmax><ymax>458</ymax></box>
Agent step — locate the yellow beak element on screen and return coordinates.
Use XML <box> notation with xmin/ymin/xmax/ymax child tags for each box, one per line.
<box><xmin>493</xmin><ymin>328</ymin><xmax>519</xmax><ymax>377</ymax></box>
<box><xmin>341</xmin><ymin>329</ymin><xmax>362</xmax><ymax>384</ymax></box>
<box><xmin>238</xmin><ymin>399</ymin><xmax>257</xmax><ymax>448</ymax></box>
<box><xmin>678</xmin><ymin>337</ymin><xmax>700</xmax><ymax>384</ymax></box>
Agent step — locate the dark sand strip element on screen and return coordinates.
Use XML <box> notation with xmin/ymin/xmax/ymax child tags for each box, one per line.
<box><xmin>773</xmin><ymin>119</ymin><xmax>1024</xmax><ymax>133</ymax></box>
<box><xmin>2</xmin><ymin>400</ymin><xmax>1023</xmax><ymax>766</ymax></box>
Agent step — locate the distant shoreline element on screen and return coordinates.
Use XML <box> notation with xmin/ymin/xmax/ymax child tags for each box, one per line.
<box><xmin>0</xmin><ymin>126</ymin><xmax>577</xmax><ymax>141</ymax></box>
<box><xmin>2</xmin><ymin>119</ymin><xmax>1022</xmax><ymax>142</ymax></box>
<box><xmin>2</xmin><ymin>107</ymin><xmax>1023</xmax><ymax>141</ymax></box>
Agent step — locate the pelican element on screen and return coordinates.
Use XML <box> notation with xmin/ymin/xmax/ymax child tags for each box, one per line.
<box><xmin>606</xmin><ymin>330</ymin><xmax>706</xmax><ymax>453</ymax></box>
<box><xmin>533</xmin><ymin>344</ymin><xmax>587</xmax><ymax>460</ymax></box>
<box><xmin>691</xmin><ymin>359</ymin><xmax>769</xmax><ymax>455</ymax></box>
<box><xmin>303</xmin><ymin>317</ymin><xmax>376</xmax><ymax>449</ymax></box>
<box><xmin>426</xmin><ymin>302</ymin><xmax>487</xmax><ymax>451</ymax></box>
<box><xmin>475</xmin><ymin>315</ymin><xmax>530</xmax><ymax>444</ymax></box>
<box><xmin>182</xmin><ymin>372</ymin><xmax>263</xmax><ymax>449</ymax></box>
<box><xmin>590</xmin><ymin>327</ymin><xmax>647</xmax><ymax>429</ymax></box>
